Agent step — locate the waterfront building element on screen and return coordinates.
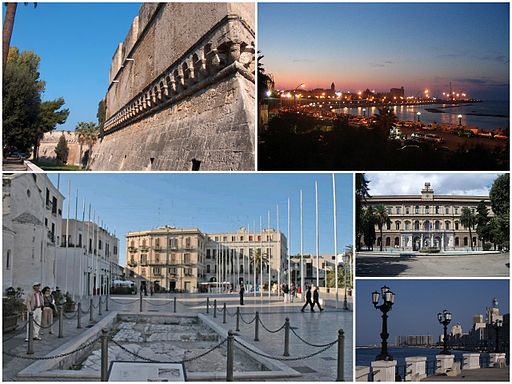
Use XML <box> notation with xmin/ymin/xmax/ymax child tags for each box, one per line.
<box><xmin>125</xmin><ymin>226</ymin><xmax>287</xmax><ymax>293</ymax></box>
<box><xmin>396</xmin><ymin>335</ymin><xmax>433</xmax><ymax>347</ymax></box>
<box><xmin>56</xmin><ymin>219</ymin><xmax>120</xmax><ymax>297</ymax></box>
<box><xmin>2</xmin><ymin>174</ymin><xmax>63</xmax><ymax>294</ymax></box>
<box><xmin>365</xmin><ymin>182</ymin><xmax>494</xmax><ymax>251</ymax></box>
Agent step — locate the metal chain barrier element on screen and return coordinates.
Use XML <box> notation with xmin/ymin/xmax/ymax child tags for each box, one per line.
<box><xmin>33</xmin><ymin>317</ymin><xmax>59</xmax><ymax>329</ymax></box>
<box><xmin>257</xmin><ymin>317</ymin><xmax>286</xmax><ymax>334</ymax></box>
<box><xmin>108</xmin><ymin>298</ymin><xmax>140</xmax><ymax>305</ymax></box>
<box><xmin>109</xmin><ymin>337</ymin><xmax>227</xmax><ymax>363</ymax></box>
<box><xmin>290</xmin><ymin>327</ymin><xmax>338</xmax><ymax>348</ymax></box>
<box><xmin>80</xmin><ymin>304</ymin><xmax>91</xmax><ymax>314</ymax></box>
<box><xmin>233</xmin><ymin>338</ymin><xmax>337</xmax><ymax>361</ymax></box>
<box><xmin>2</xmin><ymin>321</ymin><xmax>29</xmax><ymax>343</ymax></box>
<box><xmin>239</xmin><ymin>312</ymin><xmax>257</xmax><ymax>325</ymax></box>
<box><xmin>2</xmin><ymin>335</ymin><xmax>101</xmax><ymax>360</ymax></box>
<box><xmin>62</xmin><ymin>311</ymin><xmax>78</xmax><ymax>320</ymax></box>
<box><xmin>143</xmin><ymin>299</ymin><xmax>172</xmax><ymax>307</ymax></box>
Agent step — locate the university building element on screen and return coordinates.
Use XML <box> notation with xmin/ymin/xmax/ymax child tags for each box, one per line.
<box><xmin>367</xmin><ymin>182</ymin><xmax>493</xmax><ymax>251</ymax></box>
<box><xmin>125</xmin><ymin>226</ymin><xmax>287</xmax><ymax>293</ymax></box>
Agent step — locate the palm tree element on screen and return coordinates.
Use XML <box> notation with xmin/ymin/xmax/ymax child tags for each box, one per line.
<box><xmin>252</xmin><ymin>249</ymin><xmax>269</xmax><ymax>289</ymax></box>
<box><xmin>362</xmin><ymin>206</ymin><xmax>376</xmax><ymax>250</ymax></box>
<box><xmin>372</xmin><ymin>107</ymin><xmax>398</xmax><ymax>135</ymax></box>
<box><xmin>75</xmin><ymin>121</ymin><xmax>97</xmax><ymax>167</ymax></box>
<box><xmin>460</xmin><ymin>207</ymin><xmax>476</xmax><ymax>251</ymax></box>
<box><xmin>374</xmin><ymin>204</ymin><xmax>391</xmax><ymax>251</ymax></box>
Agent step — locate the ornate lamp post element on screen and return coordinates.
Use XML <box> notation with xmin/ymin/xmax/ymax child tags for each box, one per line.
<box><xmin>457</xmin><ymin>114</ymin><xmax>462</xmax><ymax>126</ymax></box>
<box><xmin>417</xmin><ymin>112</ymin><xmax>421</xmax><ymax>122</ymax></box>
<box><xmin>372</xmin><ymin>285</ymin><xmax>395</xmax><ymax>361</ymax></box>
<box><xmin>437</xmin><ymin>309</ymin><xmax>452</xmax><ymax>354</ymax></box>
<box><xmin>492</xmin><ymin>318</ymin><xmax>503</xmax><ymax>353</ymax></box>
<box><xmin>342</xmin><ymin>253</ymin><xmax>349</xmax><ymax>310</ymax></box>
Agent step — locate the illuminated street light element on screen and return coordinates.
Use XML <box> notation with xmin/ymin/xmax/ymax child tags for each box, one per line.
<box><xmin>437</xmin><ymin>310</ymin><xmax>453</xmax><ymax>355</ymax></box>
<box><xmin>458</xmin><ymin>114</ymin><xmax>462</xmax><ymax>126</ymax></box>
<box><xmin>372</xmin><ymin>285</ymin><xmax>395</xmax><ymax>361</ymax></box>
<box><xmin>294</xmin><ymin>83</ymin><xmax>305</xmax><ymax>110</ymax></box>
<box><xmin>417</xmin><ymin>112</ymin><xmax>421</xmax><ymax>122</ymax></box>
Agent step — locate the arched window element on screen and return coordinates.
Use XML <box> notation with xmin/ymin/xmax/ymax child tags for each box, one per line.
<box><xmin>424</xmin><ymin>220</ymin><xmax>431</xmax><ymax>231</ymax></box>
<box><xmin>385</xmin><ymin>237</ymin><xmax>391</xmax><ymax>246</ymax></box>
<box><xmin>386</xmin><ymin>222</ymin><xmax>391</xmax><ymax>230</ymax></box>
<box><xmin>455</xmin><ymin>237</ymin><xmax>459</xmax><ymax>246</ymax></box>
<box><xmin>395</xmin><ymin>221</ymin><xmax>400</xmax><ymax>230</ymax></box>
<box><xmin>435</xmin><ymin>220</ymin><xmax>440</xmax><ymax>230</ymax></box>
<box><xmin>415</xmin><ymin>205</ymin><xmax>419</xmax><ymax>214</ymax></box>
<box><xmin>405</xmin><ymin>221</ymin><xmax>411</xmax><ymax>230</ymax></box>
<box><xmin>445</xmin><ymin>221</ymin><xmax>450</xmax><ymax>230</ymax></box>
<box><xmin>455</xmin><ymin>221</ymin><xmax>459</xmax><ymax>230</ymax></box>
<box><xmin>435</xmin><ymin>206</ymin><xmax>440</xmax><ymax>214</ymax></box>
<box><xmin>414</xmin><ymin>220</ymin><xmax>420</xmax><ymax>231</ymax></box>
<box><xmin>425</xmin><ymin>205</ymin><xmax>430</xmax><ymax>214</ymax></box>
<box><xmin>463</xmin><ymin>237</ymin><xmax>468</xmax><ymax>246</ymax></box>
<box><xmin>394</xmin><ymin>237</ymin><xmax>400</xmax><ymax>246</ymax></box>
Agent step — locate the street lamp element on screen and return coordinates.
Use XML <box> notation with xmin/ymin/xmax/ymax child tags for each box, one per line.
<box><xmin>457</xmin><ymin>114</ymin><xmax>462</xmax><ymax>126</ymax></box>
<box><xmin>372</xmin><ymin>285</ymin><xmax>395</xmax><ymax>361</ymax></box>
<box><xmin>342</xmin><ymin>253</ymin><xmax>349</xmax><ymax>310</ymax></box>
<box><xmin>437</xmin><ymin>309</ymin><xmax>452</xmax><ymax>355</ymax></box>
<box><xmin>417</xmin><ymin>112</ymin><xmax>421</xmax><ymax>122</ymax></box>
<box><xmin>492</xmin><ymin>318</ymin><xmax>503</xmax><ymax>353</ymax></box>
<box><xmin>362</xmin><ymin>108</ymin><xmax>366</xmax><ymax>117</ymax></box>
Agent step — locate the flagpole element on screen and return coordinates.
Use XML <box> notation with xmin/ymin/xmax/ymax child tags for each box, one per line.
<box><xmin>65</xmin><ymin>179</ymin><xmax>70</xmax><ymax>294</ymax></box>
<box><xmin>287</xmin><ymin>197</ymin><xmax>291</xmax><ymax>290</ymax></box>
<box><xmin>87</xmin><ymin>204</ymin><xmax>91</xmax><ymax>296</ymax></box>
<box><xmin>253</xmin><ymin>222</ymin><xmax>256</xmax><ymax>297</ymax></box>
<box><xmin>259</xmin><ymin>216</ymin><xmax>263</xmax><ymax>298</ymax></box>
<box><xmin>332</xmin><ymin>173</ymin><xmax>339</xmax><ymax>309</ymax></box>
<box><xmin>300</xmin><ymin>189</ymin><xmax>304</xmax><ymax>297</ymax></box>
<box><xmin>315</xmin><ymin>180</ymin><xmax>319</xmax><ymax>288</ymax></box>
<box><xmin>276</xmin><ymin>203</ymin><xmax>280</xmax><ymax>297</ymax></box>
<box><xmin>74</xmin><ymin>189</ymin><xmax>78</xmax><ymax>298</ymax></box>
<box><xmin>80</xmin><ymin>198</ymin><xmax>85</xmax><ymax>298</ymax></box>
<box><xmin>267</xmin><ymin>210</ymin><xmax>271</xmax><ymax>298</ymax></box>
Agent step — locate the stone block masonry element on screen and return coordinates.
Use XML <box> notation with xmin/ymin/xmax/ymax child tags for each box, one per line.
<box><xmin>89</xmin><ymin>3</ymin><xmax>255</xmax><ymax>171</ymax></box>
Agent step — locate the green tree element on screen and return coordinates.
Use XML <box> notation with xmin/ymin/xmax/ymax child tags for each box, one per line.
<box><xmin>3</xmin><ymin>47</ymin><xmax>43</xmax><ymax>153</ymax></box>
<box><xmin>374</xmin><ymin>204</ymin><xmax>391</xmax><ymax>251</ymax></box>
<box><xmin>489</xmin><ymin>174</ymin><xmax>509</xmax><ymax>217</ymax></box>
<box><xmin>475</xmin><ymin>200</ymin><xmax>491</xmax><ymax>245</ymax></box>
<box><xmin>355</xmin><ymin>173</ymin><xmax>371</xmax><ymax>251</ymax></box>
<box><xmin>54</xmin><ymin>134</ymin><xmax>69</xmax><ymax>164</ymax></box>
<box><xmin>460</xmin><ymin>207</ymin><xmax>476</xmax><ymax>251</ymax></box>
<box><xmin>33</xmin><ymin>98</ymin><xmax>69</xmax><ymax>159</ymax></box>
<box><xmin>97</xmin><ymin>99</ymin><xmax>106</xmax><ymax>139</ymax></box>
<box><xmin>362</xmin><ymin>206</ymin><xmax>376</xmax><ymax>250</ymax></box>
<box><xmin>252</xmin><ymin>249</ymin><xmax>269</xmax><ymax>287</ymax></box>
<box><xmin>372</xmin><ymin>107</ymin><xmax>398</xmax><ymax>136</ymax></box>
<box><xmin>75</xmin><ymin>121</ymin><xmax>97</xmax><ymax>167</ymax></box>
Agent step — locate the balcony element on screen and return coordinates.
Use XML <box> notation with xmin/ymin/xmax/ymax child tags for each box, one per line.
<box><xmin>128</xmin><ymin>246</ymin><xmax>137</xmax><ymax>252</ymax></box>
<box><xmin>127</xmin><ymin>260</ymin><xmax>138</xmax><ymax>268</ymax></box>
<box><xmin>140</xmin><ymin>245</ymin><xmax>149</xmax><ymax>251</ymax></box>
<box><xmin>154</xmin><ymin>246</ymin><xmax>162</xmax><ymax>251</ymax></box>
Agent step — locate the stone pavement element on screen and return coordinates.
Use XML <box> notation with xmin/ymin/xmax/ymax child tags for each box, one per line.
<box><xmin>356</xmin><ymin>252</ymin><xmax>510</xmax><ymax>277</ymax></box>
<box><xmin>2</xmin><ymin>292</ymin><xmax>353</xmax><ymax>381</ymax></box>
<box><xmin>422</xmin><ymin>367</ymin><xmax>509</xmax><ymax>381</ymax></box>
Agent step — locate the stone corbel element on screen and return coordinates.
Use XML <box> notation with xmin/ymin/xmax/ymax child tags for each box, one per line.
<box><xmin>239</xmin><ymin>43</ymin><xmax>255</xmax><ymax>70</ymax></box>
<box><xmin>205</xmin><ymin>46</ymin><xmax>222</xmax><ymax>75</ymax></box>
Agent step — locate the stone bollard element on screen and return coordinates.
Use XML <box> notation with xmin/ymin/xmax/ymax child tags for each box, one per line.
<box><xmin>223</xmin><ymin>303</ymin><xmax>227</xmax><ymax>324</ymax></box>
<box><xmin>283</xmin><ymin>318</ymin><xmax>290</xmax><ymax>356</ymax></box>
<box><xmin>435</xmin><ymin>354</ymin><xmax>454</xmax><ymax>375</ymax></box>
<box><xmin>371</xmin><ymin>360</ymin><xmax>397</xmax><ymax>382</ymax></box>
<box><xmin>77</xmin><ymin>302</ymin><xmax>82</xmax><ymax>329</ymax></box>
<box><xmin>226</xmin><ymin>330</ymin><xmax>234</xmax><ymax>381</ymax></box>
<box><xmin>235</xmin><ymin>307</ymin><xmax>240</xmax><ymax>332</ymax></box>
<box><xmin>90</xmin><ymin>298</ymin><xmax>94</xmax><ymax>322</ymax></box>
<box><xmin>173</xmin><ymin>297</ymin><xmax>177</xmax><ymax>313</ymax></box>
<box><xmin>336</xmin><ymin>329</ymin><xmax>345</xmax><ymax>381</ymax></box>
<box><xmin>58</xmin><ymin>307</ymin><xmax>64</xmax><ymax>338</ymax></box>
<box><xmin>355</xmin><ymin>366</ymin><xmax>370</xmax><ymax>382</ymax></box>
<box><xmin>213</xmin><ymin>299</ymin><xmax>217</xmax><ymax>318</ymax></box>
<box><xmin>462</xmin><ymin>353</ymin><xmax>480</xmax><ymax>370</ymax></box>
<box><xmin>489</xmin><ymin>352</ymin><xmax>507</xmax><ymax>368</ymax></box>
<box><xmin>206</xmin><ymin>297</ymin><xmax>210</xmax><ymax>314</ymax></box>
<box><xmin>100</xmin><ymin>329</ymin><xmax>109</xmax><ymax>381</ymax></box>
<box><xmin>98</xmin><ymin>296</ymin><xmax>103</xmax><ymax>316</ymax></box>
<box><xmin>405</xmin><ymin>356</ymin><xmax>427</xmax><ymax>381</ymax></box>
<box><xmin>139</xmin><ymin>290</ymin><xmax>143</xmax><ymax>313</ymax></box>
<box><xmin>254</xmin><ymin>312</ymin><xmax>259</xmax><ymax>341</ymax></box>
<box><xmin>27</xmin><ymin>312</ymin><xmax>34</xmax><ymax>355</ymax></box>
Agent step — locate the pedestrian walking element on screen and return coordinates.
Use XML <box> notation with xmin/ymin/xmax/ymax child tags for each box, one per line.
<box><xmin>41</xmin><ymin>286</ymin><xmax>57</xmax><ymax>334</ymax></box>
<box><xmin>301</xmin><ymin>285</ymin><xmax>314</xmax><ymax>312</ymax></box>
<box><xmin>312</xmin><ymin>285</ymin><xmax>324</xmax><ymax>311</ymax></box>
<box><xmin>282</xmin><ymin>283</ymin><xmax>289</xmax><ymax>303</ymax></box>
<box><xmin>25</xmin><ymin>282</ymin><xmax>43</xmax><ymax>341</ymax></box>
<box><xmin>239</xmin><ymin>283</ymin><xmax>245</xmax><ymax>305</ymax></box>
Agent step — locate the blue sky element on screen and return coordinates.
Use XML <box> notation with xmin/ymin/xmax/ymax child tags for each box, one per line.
<box><xmin>48</xmin><ymin>173</ymin><xmax>354</xmax><ymax>264</ymax></box>
<box><xmin>259</xmin><ymin>2</ymin><xmax>509</xmax><ymax>100</ymax></box>
<box><xmin>4</xmin><ymin>2</ymin><xmax>141</xmax><ymax>131</ymax></box>
<box><xmin>356</xmin><ymin>279</ymin><xmax>510</xmax><ymax>346</ymax></box>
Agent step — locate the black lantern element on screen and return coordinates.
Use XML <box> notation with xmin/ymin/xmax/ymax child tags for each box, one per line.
<box><xmin>372</xmin><ymin>285</ymin><xmax>395</xmax><ymax>361</ymax></box>
<box><xmin>437</xmin><ymin>309</ymin><xmax>452</xmax><ymax>355</ymax></box>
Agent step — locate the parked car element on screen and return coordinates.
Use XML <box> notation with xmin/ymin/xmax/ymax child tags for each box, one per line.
<box><xmin>425</xmin><ymin>133</ymin><xmax>443</xmax><ymax>143</ymax></box>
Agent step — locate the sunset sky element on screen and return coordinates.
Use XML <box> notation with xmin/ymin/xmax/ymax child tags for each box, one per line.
<box><xmin>259</xmin><ymin>3</ymin><xmax>509</xmax><ymax>100</ymax></box>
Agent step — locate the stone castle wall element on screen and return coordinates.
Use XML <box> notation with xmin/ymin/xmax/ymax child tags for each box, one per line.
<box><xmin>37</xmin><ymin>131</ymin><xmax>82</xmax><ymax>166</ymax></box>
<box><xmin>89</xmin><ymin>3</ymin><xmax>255</xmax><ymax>171</ymax></box>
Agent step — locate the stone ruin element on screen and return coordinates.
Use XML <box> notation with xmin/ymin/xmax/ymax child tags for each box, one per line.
<box><xmin>88</xmin><ymin>3</ymin><xmax>255</xmax><ymax>171</ymax></box>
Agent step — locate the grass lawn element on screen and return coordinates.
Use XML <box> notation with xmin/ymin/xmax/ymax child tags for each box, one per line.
<box><xmin>33</xmin><ymin>161</ymin><xmax>82</xmax><ymax>171</ymax></box>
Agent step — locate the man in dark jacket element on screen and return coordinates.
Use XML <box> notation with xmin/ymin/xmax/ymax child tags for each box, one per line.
<box><xmin>239</xmin><ymin>283</ymin><xmax>245</xmax><ymax>305</ymax></box>
<box><xmin>301</xmin><ymin>285</ymin><xmax>314</xmax><ymax>312</ymax></box>
<box><xmin>312</xmin><ymin>285</ymin><xmax>324</xmax><ymax>311</ymax></box>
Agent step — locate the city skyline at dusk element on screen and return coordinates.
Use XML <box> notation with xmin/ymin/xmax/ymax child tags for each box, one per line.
<box><xmin>259</xmin><ymin>3</ymin><xmax>509</xmax><ymax>101</ymax></box>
